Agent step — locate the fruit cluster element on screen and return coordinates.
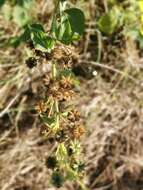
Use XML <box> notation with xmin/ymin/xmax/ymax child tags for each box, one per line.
<box><xmin>34</xmin><ymin>45</ymin><xmax>85</xmax><ymax>188</ymax></box>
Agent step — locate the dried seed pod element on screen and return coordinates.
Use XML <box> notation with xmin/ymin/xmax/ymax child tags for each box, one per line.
<box><xmin>62</xmin><ymin>90</ymin><xmax>74</xmax><ymax>101</ymax></box>
<box><xmin>72</xmin><ymin>125</ymin><xmax>85</xmax><ymax>139</ymax></box>
<box><xmin>71</xmin><ymin>161</ymin><xmax>85</xmax><ymax>173</ymax></box>
<box><xmin>51</xmin><ymin>171</ymin><xmax>64</xmax><ymax>188</ymax></box>
<box><xmin>68</xmin><ymin>110</ymin><xmax>81</xmax><ymax>122</ymax></box>
<box><xmin>25</xmin><ymin>57</ymin><xmax>38</xmax><ymax>68</ymax></box>
<box><xmin>77</xmin><ymin>162</ymin><xmax>85</xmax><ymax>172</ymax></box>
<box><xmin>40</xmin><ymin>125</ymin><xmax>49</xmax><ymax>135</ymax></box>
<box><xmin>67</xmin><ymin>147</ymin><xmax>74</xmax><ymax>156</ymax></box>
<box><xmin>45</xmin><ymin>52</ymin><xmax>53</xmax><ymax>61</ymax></box>
<box><xmin>55</xmin><ymin>130</ymin><xmax>68</xmax><ymax>142</ymax></box>
<box><xmin>35</xmin><ymin>101</ymin><xmax>47</xmax><ymax>114</ymax></box>
<box><xmin>60</xmin><ymin>76</ymin><xmax>72</xmax><ymax>89</ymax></box>
<box><xmin>35</xmin><ymin>49</ymin><xmax>45</xmax><ymax>57</ymax></box>
<box><xmin>27</xmin><ymin>40</ymin><xmax>34</xmax><ymax>49</ymax></box>
<box><xmin>46</xmin><ymin>156</ymin><xmax>57</xmax><ymax>169</ymax></box>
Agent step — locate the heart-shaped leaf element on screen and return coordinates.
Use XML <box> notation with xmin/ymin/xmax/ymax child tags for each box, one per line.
<box><xmin>65</xmin><ymin>8</ymin><xmax>85</xmax><ymax>35</ymax></box>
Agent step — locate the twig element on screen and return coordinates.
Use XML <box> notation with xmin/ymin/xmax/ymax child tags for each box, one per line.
<box><xmin>0</xmin><ymin>93</ymin><xmax>20</xmax><ymax>118</ymax></box>
<box><xmin>95</xmin><ymin>29</ymin><xmax>102</xmax><ymax>63</ymax></box>
<box><xmin>79</xmin><ymin>60</ymin><xmax>138</xmax><ymax>84</ymax></box>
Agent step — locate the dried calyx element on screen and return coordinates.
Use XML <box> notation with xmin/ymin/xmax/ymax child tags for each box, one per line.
<box><xmin>24</xmin><ymin>0</ymin><xmax>86</xmax><ymax>188</ymax></box>
<box><xmin>34</xmin><ymin>47</ymin><xmax>85</xmax><ymax>187</ymax></box>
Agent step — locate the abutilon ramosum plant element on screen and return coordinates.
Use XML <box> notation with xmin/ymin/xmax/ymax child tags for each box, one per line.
<box><xmin>0</xmin><ymin>0</ymin><xmax>87</xmax><ymax>188</ymax></box>
<box><xmin>11</xmin><ymin>0</ymin><xmax>86</xmax><ymax>188</ymax></box>
<box><xmin>34</xmin><ymin>1</ymin><xmax>86</xmax><ymax>188</ymax></box>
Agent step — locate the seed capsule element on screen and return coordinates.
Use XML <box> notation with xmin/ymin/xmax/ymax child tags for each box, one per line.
<box><xmin>25</xmin><ymin>57</ymin><xmax>37</xmax><ymax>68</ymax></box>
<box><xmin>55</xmin><ymin>130</ymin><xmax>67</xmax><ymax>142</ymax></box>
<box><xmin>77</xmin><ymin>162</ymin><xmax>85</xmax><ymax>172</ymax></box>
<box><xmin>27</xmin><ymin>40</ymin><xmax>34</xmax><ymax>49</ymax></box>
<box><xmin>67</xmin><ymin>147</ymin><xmax>74</xmax><ymax>156</ymax></box>
<box><xmin>35</xmin><ymin>101</ymin><xmax>47</xmax><ymax>114</ymax></box>
<box><xmin>72</xmin><ymin>125</ymin><xmax>85</xmax><ymax>139</ymax></box>
<box><xmin>46</xmin><ymin>156</ymin><xmax>57</xmax><ymax>169</ymax></box>
<box><xmin>51</xmin><ymin>171</ymin><xmax>64</xmax><ymax>188</ymax></box>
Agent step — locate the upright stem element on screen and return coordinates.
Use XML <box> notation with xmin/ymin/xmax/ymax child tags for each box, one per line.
<box><xmin>52</xmin><ymin>62</ymin><xmax>57</xmax><ymax>79</ymax></box>
<box><xmin>52</xmin><ymin>62</ymin><xmax>60</xmax><ymax>130</ymax></box>
<box><xmin>55</xmin><ymin>99</ymin><xmax>59</xmax><ymax>113</ymax></box>
<box><xmin>78</xmin><ymin>180</ymin><xmax>90</xmax><ymax>190</ymax></box>
<box><xmin>55</xmin><ymin>99</ymin><xmax>60</xmax><ymax>130</ymax></box>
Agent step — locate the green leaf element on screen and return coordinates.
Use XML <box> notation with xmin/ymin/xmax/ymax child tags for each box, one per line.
<box><xmin>29</xmin><ymin>24</ymin><xmax>55</xmax><ymax>51</ymax></box>
<box><xmin>8</xmin><ymin>24</ymin><xmax>55</xmax><ymax>50</ymax></box>
<box><xmin>30</xmin><ymin>23</ymin><xmax>45</xmax><ymax>33</ymax></box>
<box><xmin>40</xmin><ymin>114</ymin><xmax>56</xmax><ymax>127</ymax></box>
<box><xmin>8</xmin><ymin>27</ymin><xmax>31</xmax><ymax>47</ymax></box>
<box><xmin>54</xmin><ymin>15</ymin><xmax>73</xmax><ymax>45</ymax></box>
<box><xmin>59</xmin><ymin>68</ymin><xmax>75</xmax><ymax>77</ymax></box>
<box><xmin>0</xmin><ymin>0</ymin><xmax>5</xmax><ymax>7</ymax></box>
<box><xmin>59</xmin><ymin>18</ymin><xmax>73</xmax><ymax>44</ymax></box>
<box><xmin>20</xmin><ymin>26</ymin><xmax>31</xmax><ymax>41</ymax></box>
<box><xmin>51</xmin><ymin>16</ymin><xmax>59</xmax><ymax>37</ymax></box>
<box><xmin>98</xmin><ymin>8</ymin><xmax>120</xmax><ymax>35</ymax></box>
<box><xmin>56</xmin><ymin>143</ymin><xmax>68</xmax><ymax>160</ymax></box>
<box><xmin>65</xmin><ymin>8</ymin><xmax>85</xmax><ymax>35</ymax></box>
<box><xmin>131</xmin><ymin>30</ymin><xmax>143</xmax><ymax>49</ymax></box>
<box><xmin>8</xmin><ymin>36</ymin><xmax>21</xmax><ymax>47</ymax></box>
<box><xmin>31</xmin><ymin>32</ymin><xmax>55</xmax><ymax>52</ymax></box>
<box><xmin>15</xmin><ymin>0</ymin><xmax>33</xmax><ymax>9</ymax></box>
<box><xmin>52</xmin><ymin>8</ymin><xmax>85</xmax><ymax>44</ymax></box>
<box><xmin>66</xmin><ymin>168</ymin><xmax>77</xmax><ymax>181</ymax></box>
<box><xmin>13</xmin><ymin>5</ymin><xmax>30</xmax><ymax>26</ymax></box>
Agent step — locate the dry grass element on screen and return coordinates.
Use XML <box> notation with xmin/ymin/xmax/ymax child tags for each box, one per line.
<box><xmin>0</xmin><ymin>0</ymin><xmax>143</xmax><ymax>190</ymax></box>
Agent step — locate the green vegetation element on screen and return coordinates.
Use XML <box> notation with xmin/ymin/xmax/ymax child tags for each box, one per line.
<box><xmin>0</xmin><ymin>0</ymin><xmax>143</xmax><ymax>190</ymax></box>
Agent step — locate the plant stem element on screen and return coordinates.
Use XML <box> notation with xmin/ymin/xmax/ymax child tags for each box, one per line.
<box><xmin>78</xmin><ymin>179</ymin><xmax>90</xmax><ymax>190</ymax></box>
<box><xmin>55</xmin><ymin>100</ymin><xmax>60</xmax><ymax>130</ymax></box>
<box><xmin>52</xmin><ymin>62</ymin><xmax>57</xmax><ymax>79</ymax></box>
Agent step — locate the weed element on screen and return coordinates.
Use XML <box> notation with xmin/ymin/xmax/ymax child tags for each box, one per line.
<box><xmin>1</xmin><ymin>0</ymin><xmax>87</xmax><ymax>188</ymax></box>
